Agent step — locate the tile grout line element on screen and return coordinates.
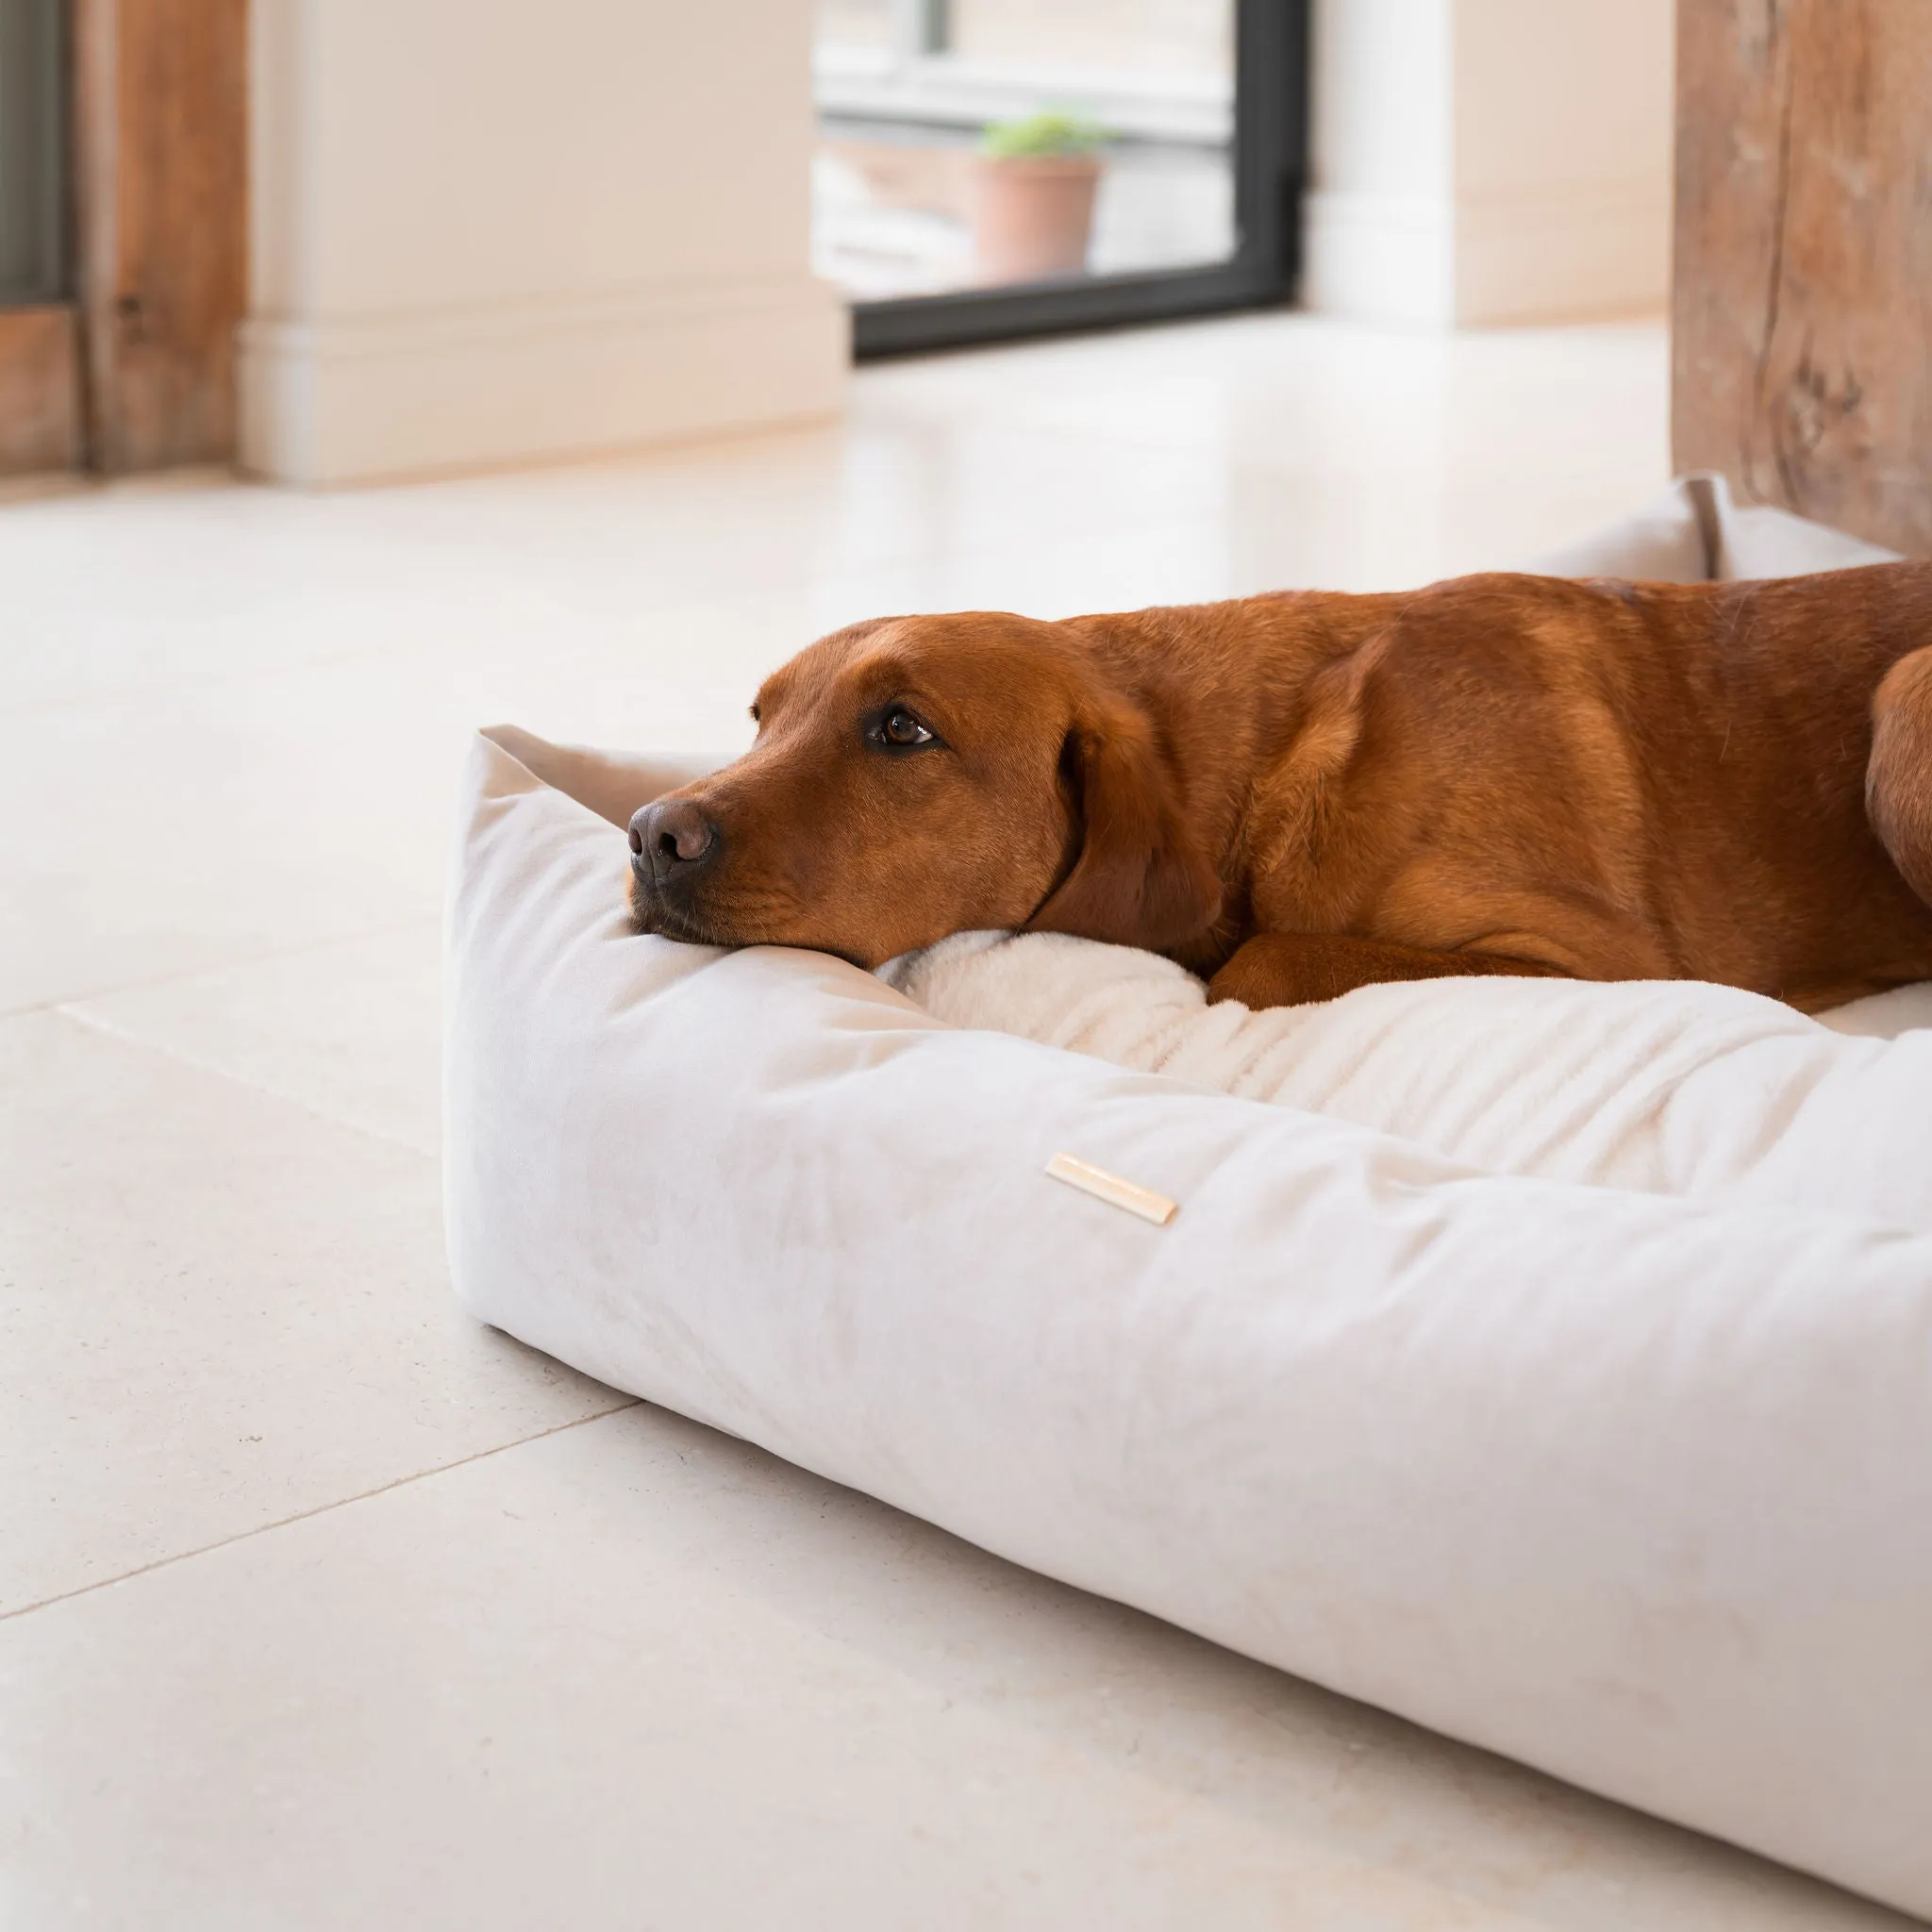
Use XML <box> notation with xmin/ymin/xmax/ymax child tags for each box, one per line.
<box><xmin>0</xmin><ymin>1399</ymin><xmax>642</xmax><ymax>1627</ymax></box>
<box><xmin>0</xmin><ymin>911</ymin><xmax>441</xmax><ymax>1028</ymax></box>
<box><xmin>51</xmin><ymin>999</ymin><xmax>442</xmax><ymax>1163</ymax></box>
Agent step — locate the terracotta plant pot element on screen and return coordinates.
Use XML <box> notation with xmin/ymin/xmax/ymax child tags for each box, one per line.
<box><xmin>966</xmin><ymin>153</ymin><xmax>1102</xmax><ymax>285</ymax></box>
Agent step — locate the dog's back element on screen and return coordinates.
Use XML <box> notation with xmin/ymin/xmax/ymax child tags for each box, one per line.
<box><xmin>1235</xmin><ymin>562</ymin><xmax>1932</xmax><ymax>1008</ymax></box>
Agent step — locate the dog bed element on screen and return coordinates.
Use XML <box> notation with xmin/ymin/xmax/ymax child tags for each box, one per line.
<box><xmin>444</xmin><ymin>476</ymin><xmax>1932</xmax><ymax>1919</ymax></box>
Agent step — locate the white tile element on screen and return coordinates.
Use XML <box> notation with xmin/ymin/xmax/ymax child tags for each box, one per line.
<box><xmin>0</xmin><ymin>1403</ymin><xmax>1901</xmax><ymax>1932</ymax></box>
<box><xmin>65</xmin><ymin>920</ymin><xmax>445</xmax><ymax>1156</ymax></box>
<box><xmin>0</xmin><ymin>318</ymin><xmax>1668</xmax><ymax>717</ymax></box>
<box><xmin>852</xmin><ymin>315</ymin><xmax>1668</xmax><ymax>492</ymax></box>
<box><xmin>0</xmin><ymin>629</ymin><xmax>734</xmax><ymax>1015</ymax></box>
<box><xmin>0</xmin><ymin>478</ymin><xmax>552</xmax><ymax>717</ymax></box>
<box><xmin>0</xmin><ymin>1010</ymin><xmax>625</xmax><ymax>1615</ymax></box>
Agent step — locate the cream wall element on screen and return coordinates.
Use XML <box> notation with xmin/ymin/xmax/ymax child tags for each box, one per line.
<box><xmin>1303</xmin><ymin>0</ymin><xmax>1674</xmax><ymax>326</ymax></box>
<box><xmin>242</xmin><ymin>0</ymin><xmax>847</xmax><ymax>485</ymax></box>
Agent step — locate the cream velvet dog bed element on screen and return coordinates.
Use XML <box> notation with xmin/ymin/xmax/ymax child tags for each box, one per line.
<box><xmin>445</xmin><ymin>478</ymin><xmax>1932</xmax><ymax>1919</ymax></box>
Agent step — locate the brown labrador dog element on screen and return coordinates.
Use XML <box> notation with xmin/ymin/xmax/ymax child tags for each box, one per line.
<box><xmin>626</xmin><ymin>564</ymin><xmax>1932</xmax><ymax>1012</ymax></box>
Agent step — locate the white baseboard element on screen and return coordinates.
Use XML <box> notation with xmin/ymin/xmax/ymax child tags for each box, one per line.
<box><xmin>1302</xmin><ymin>183</ymin><xmax>1668</xmax><ymax>328</ymax></box>
<box><xmin>238</xmin><ymin>275</ymin><xmax>850</xmax><ymax>487</ymax></box>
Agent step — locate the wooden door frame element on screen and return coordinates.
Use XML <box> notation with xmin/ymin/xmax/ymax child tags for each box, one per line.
<box><xmin>75</xmin><ymin>0</ymin><xmax>249</xmax><ymax>472</ymax></box>
<box><xmin>0</xmin><ymin>0</ymin><xmax>247</xmax><ymax>477</ymax></box>
<box><xmin>0</xmin><ymin>0</ymin><xmax>79</xmax><ymax>470</ymax></box>
<box><xmin>0</xmin><ymin>302</ymin><xmax>82</xmax><ymax>470</ymax></box>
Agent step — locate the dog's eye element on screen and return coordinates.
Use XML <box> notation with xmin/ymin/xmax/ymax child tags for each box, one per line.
<box><xmin>869</xmin><ymin>705</ymin><xmax>939</xmax><ymax>753</ymax></box>
<box><xmin>748</xmin><ymin>702</ymin><xmax>761</xmax><ymax>724</ymax></box>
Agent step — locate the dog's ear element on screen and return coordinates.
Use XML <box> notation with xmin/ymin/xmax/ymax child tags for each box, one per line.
<box><xmin>1027</xmin><ymin>696</ymin><xmax>1222</xmax><ymax>951</ymax></box>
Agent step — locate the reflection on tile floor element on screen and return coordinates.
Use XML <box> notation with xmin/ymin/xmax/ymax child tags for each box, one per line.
<box><xmin>4</xmin><ymin>311</ymin><xmax>1910</xmax><ymax>1926</ymax></box>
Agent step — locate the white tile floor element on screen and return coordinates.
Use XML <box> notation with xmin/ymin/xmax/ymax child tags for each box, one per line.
<box><xmin>2</xmin><ymin>312</ymin><xmax>1914</xmax><ymax>1929</ymax></box>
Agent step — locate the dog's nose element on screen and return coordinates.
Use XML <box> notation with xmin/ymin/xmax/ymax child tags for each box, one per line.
<box><xmin>628</xmin><ymin>799</ymin><xmax>719</xmax><ymax>882</ymax></box>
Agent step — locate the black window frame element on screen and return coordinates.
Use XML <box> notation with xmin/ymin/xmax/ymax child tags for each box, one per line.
<box><xmin>849</xmin><ymin>0</ymin><xmax>1310</xmax><ymax>360</ymax></box>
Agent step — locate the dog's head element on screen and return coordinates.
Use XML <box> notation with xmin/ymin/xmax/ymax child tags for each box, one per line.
<box><xmin>626</xmin><ymin>612</ymin><xmax>1223</xmax><ymax>968</ymax></box>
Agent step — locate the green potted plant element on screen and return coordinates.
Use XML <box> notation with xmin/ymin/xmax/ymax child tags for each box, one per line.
<box><xmin>967</xmin><ymin>110</ymin><xmax>1109</xmax><ymax>285</ymax></box>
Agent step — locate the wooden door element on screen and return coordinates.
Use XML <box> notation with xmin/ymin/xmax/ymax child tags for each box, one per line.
<box><xmin>0</xmin><ymin>0</ymin><xmax>81</xmax><ymax>471</ymax></box>
<box><xmin>1674</xmin><ymin>0</ymin><xmax>1932</xmax><ymax>557</ymax></box>
<box><xmin>0</xmin><ymin>0</ymin><xmax>246</xmax><ymax>478</ymax></box>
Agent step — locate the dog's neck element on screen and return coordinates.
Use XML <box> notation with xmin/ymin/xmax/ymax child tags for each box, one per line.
<box><xmin>1071</xmin><ymin>591</ymin><xmax>1390</xmax><ymax>904</ymax></box>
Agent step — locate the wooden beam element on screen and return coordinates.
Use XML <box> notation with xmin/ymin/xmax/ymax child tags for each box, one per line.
<box><xmin>0</xmin><ymin>304</ymin><xmax>83</xmax><ymax>473</ymax></box>
<box><xmin>74</xmin><ymin>0</ymin><xmax>248</xmax><ymax>473</ymax></box>
<box><xmin>1673</xmin><ymin>0</ymin><xmax>1932</xmax><ymax>557</ymax></box>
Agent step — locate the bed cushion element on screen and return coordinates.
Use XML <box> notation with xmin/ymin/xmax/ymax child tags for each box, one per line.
<box><xmin>878</xmin><ymin>930</ymin><xmax>1932</xmax><ymax>1230</ymax></box>
<box><xmin>443</xmin><ymin>483</ymin><xmax>1932</xmax><ymax>1919</ymax></box>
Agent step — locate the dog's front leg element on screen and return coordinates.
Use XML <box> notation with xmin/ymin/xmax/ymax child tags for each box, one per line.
<box><xmin>1206</xmin><ymin>932</ymin><xmax>1570</xmax><ymax>1010</ymax></box>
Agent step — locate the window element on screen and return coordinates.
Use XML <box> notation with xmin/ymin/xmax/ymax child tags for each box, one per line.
<box><xmin>812</xmin><ymin>0</ymin><xmax>1308</xmax><ymax>357</ymax></box>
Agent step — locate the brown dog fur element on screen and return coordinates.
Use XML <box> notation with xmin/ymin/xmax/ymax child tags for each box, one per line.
<box><xmin>628</xmin><ymin>564</ymin><xmax>1932</xmax><ymax>1011</ymax></box>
